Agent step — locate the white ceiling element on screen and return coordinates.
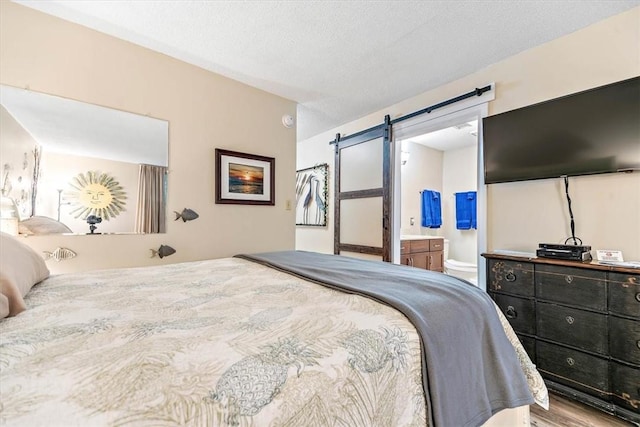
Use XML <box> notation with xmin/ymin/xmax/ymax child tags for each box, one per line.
<box><xmin>404</xmin><ymin>121</ymin><xmax>478</xmax><ymax>152</ymax></box>
<box><xmin>15</xmin><ymin>0</ymin><xmax>639</xmax><ymax>141</ymax></box>
<box><xmin>1</xmin><ymin>85</ymin><xmax>169</xmax><ymax>166</ymax></box>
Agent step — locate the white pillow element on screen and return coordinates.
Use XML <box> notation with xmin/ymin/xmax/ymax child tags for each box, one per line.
<box><xmin>0</xmin><ymin>232</ymin><xmax>49</xmax><ymax>317</ymax></box>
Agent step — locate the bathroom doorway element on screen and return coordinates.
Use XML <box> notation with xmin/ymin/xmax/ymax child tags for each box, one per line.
<box><xmin>391</xmin><ymin>103</ymin><xmax>489</xmax><ymax>288</ymax></box>
<box><xmin>397</xmin><ymin>120</ymin><xmax>478</xmax><ymax>282</ymax></box>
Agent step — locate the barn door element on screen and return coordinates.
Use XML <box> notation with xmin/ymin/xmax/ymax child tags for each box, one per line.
<box><xmin>333</xmin><ymin>116</ymin><xmax>391</xmax><ymax>261</ymax></box>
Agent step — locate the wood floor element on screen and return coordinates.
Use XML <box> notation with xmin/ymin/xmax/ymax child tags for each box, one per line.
<box><xmin>530</xmin><ymin>392</ymin><xmax>636</xmax><ymax>427</ymax></box>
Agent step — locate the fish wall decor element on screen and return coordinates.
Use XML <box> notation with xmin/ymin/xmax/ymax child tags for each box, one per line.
<box><xmin>150</xmin><ymin>244</ymin><xmax>176</xmax><ymax>259</ymax></box>
<box><xmin>43</xmin><ymin>247</ymin><xmax>77</xmax><ymax>262</ymax></box>
<box><xmin>174</xmin><ymin>208</ymin><xmax>199</xmax><ymax>222</ymax></box>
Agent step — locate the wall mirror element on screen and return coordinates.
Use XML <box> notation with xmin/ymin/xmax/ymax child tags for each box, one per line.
<box><xmin>0</xmin><ymin>85</ymin><xmax>169</xmax><ymax>235</ymax></box>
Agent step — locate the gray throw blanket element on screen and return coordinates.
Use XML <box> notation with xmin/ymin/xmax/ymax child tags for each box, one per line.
<box><xmin>236</xmin><ymin>250</ymin><xmax>534</xmax><ymax>427</ymax></box>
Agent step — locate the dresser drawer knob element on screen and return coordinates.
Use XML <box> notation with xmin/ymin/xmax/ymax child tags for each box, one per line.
<box><xmin>565</xmin><ymin>316</ymin><xmax>575</xmax><ymax>325</ymax></box>
<box><xmin>635</xmin><ymin>292</ymin><xmax>640</xmax><ymax>303</ymax></box>
<box><xmin>565</xmin><ymin>275</ymin><xmax>573</xmax><ymax>284</ymax></box>
<box><xmin>505</xmin><ymin>306</ymin><xmax>517</xmax><ymax>319</ymax></box>
<box><xmin>505</xmin><ymin>272</ymin><xmax>516</xmax><ymax>282</ymax></box>
<box><xmin>566</xmin><ymin>357</ymin><xmax>575</xmax><ymax>366</ymax></box>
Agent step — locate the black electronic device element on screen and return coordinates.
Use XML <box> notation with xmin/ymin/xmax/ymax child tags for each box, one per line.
<box><xmin>536</xmin><ymin>243</ymin><xmax>592</xmax><ymax>262</ymax></box>
<box><xmin>536</xmin><ymin>249</ymin><xmax>592</xmax><ymax>262</ymax></box>
<box><xmin>538</xmin><ymin>243</ymin><xmax>591</xmax><ymax>252</ymax></box>
<box><xmin>482</xmin><ymin>76</ymin><xmax>640</xmax><ymax>184</ymax></box>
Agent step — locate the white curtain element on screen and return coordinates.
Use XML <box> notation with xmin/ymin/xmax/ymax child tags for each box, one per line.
<box><xmin>135</xmin><ymin>164</ymin><xmax>167</xmax><ymax>234</ymax></box>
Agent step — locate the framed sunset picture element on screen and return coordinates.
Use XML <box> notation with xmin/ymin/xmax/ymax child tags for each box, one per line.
<box><xmin>215</xmin><ymin>149</ymin><xmax>275</xmax><ymax>205</ymax></box>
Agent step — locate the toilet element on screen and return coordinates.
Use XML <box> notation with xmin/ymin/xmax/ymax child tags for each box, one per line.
<box><xmin>443</xmin><ymin>239</ymin><xmax>478</xmax><ymax>285</ymax></box>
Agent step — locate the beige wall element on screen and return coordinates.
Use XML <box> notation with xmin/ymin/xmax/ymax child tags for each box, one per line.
<box><xmin>1</xmin><ymin>2</ymin><xmax>297</xmax><ymax>273</ymax></box>
<box><xmin>294</xmin><ymin>140</ymin><xmax>334</xmax><ymax>253</ymax></box>
<box><xmin>400</xmin><ymin>142</ymin><xmax>443</xmax><ymax>236</ymax></box>
<box><xmin>297</xmin><ymin>7</ymin><xmax>640</xmax><ymax>260</ymax></box>
<box><xmin>442</xmin><ymin>145</ymin><xmax>477</xmax><ymax>263</ymax></box>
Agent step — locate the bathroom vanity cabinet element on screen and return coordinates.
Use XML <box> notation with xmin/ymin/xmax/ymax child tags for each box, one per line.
<box><xmin>483</xmin><ymin>252</ymin><xmax>640</xmax><ymax>425</ymax></box>
<box><xmin>400</xmin><ymin>237</ymin><xmax>444</xmax><ymax>272</ymax></box>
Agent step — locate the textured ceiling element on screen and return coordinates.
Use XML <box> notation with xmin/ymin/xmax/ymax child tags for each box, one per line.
<box><xmin>15</xmin><ymin>0</ymin><xmax>640</xmax><ymax>140</ymax></box>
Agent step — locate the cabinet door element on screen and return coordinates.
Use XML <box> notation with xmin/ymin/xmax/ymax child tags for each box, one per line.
<box><xmin>412</xmin><ymin>253</ymin><xmax>429</xmax><ymax>269</ymax></box>
<box><xmin>428</xmin><ymin>250</ymin><xmax>443</xmax><ymax>272</ymax></box>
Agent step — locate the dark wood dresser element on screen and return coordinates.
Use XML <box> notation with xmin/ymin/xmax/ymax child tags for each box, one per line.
<box><xmin>483</xmin><ymin>253</ymin><xmax>640</xmax><ymax>425</ymax></box>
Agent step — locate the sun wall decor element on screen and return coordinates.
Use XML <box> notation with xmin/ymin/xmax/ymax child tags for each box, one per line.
<box><xmin>67</xmin><ymin>171</ymin><xmax>127</xmax><ymax>220</ymax></box>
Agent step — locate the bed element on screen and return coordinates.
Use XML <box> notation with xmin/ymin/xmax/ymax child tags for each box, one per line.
<box><xmin>0</xmin><ymin>233</ymin><xmax>547</xmax><ymax>426</ymax></box>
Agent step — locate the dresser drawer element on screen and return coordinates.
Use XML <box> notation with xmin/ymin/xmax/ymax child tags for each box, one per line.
<box><xmin>610</xmin><ymin>316</ymin><xmax>640</xmax><ymax>365</ymax></box>
<box><xmin>609</xmin><ymin>273</ymin><xmax>640</xmax><ymax>319</ymax></box>
<box><xmin>517</xmin><ymin>334</ymin><xmax>536</xmax><ymax>363</ymax></box>
<box><xmin>429</xmin><ymin>238</ymin><xmax>444</xmax><ymax>251</ymax></box>
<box><xmin>401</xmin><ymin>239</ymin><xmax>432</xmax><ymax>254</ymax></box>
<box><xmin>611</xmin><ymin>362</ymin><xmax>640</xmax><ymax>413</ymax></box>
<box><xmin>537</xmin><ymin>302</ymin><xmax>608</xmax><ymax>354</ymax></box>
<box><xmin>410</xmin><ymin>239</ymin><xmax>430</xmax><ymax>253</ymax></box>
<box><xmin>536</xmin><ymin>264</ymin><xmax>606</xmax><ymax>311</ymax></box>
<box><xmin>537</xmin><ymin>341</ymin><xmax>609</xmax><ymax>399</ymax></box>
<box><xmin>488</xmin><ymin>260</ymin><xmax>534</xmax><ymax>297</ymax></box>
<box><xmin>492</xmin><ymin>293</ymin><xmax>535</xmax><ymax>335</ymax></box>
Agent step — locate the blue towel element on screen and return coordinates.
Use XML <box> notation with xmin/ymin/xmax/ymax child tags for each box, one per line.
<box><xmin>421</xmin><ymin>190</ymin><xmax>442</xmax><ymax>228</ymax></box>
<box><xmin>455</xmin><ymin>191</ymin><xmax>477</xmax><ymax>230</ymax></box>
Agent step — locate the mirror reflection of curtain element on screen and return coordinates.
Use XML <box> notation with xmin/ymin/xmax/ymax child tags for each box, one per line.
<box><xmin>135</xmin><ymin>164</ymin><xmax>167</xmax><ymax>234</ymax></box>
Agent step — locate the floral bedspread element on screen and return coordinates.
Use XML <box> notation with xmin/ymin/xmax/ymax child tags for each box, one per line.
<box><xmin>1</xmin><ymin>258</ymin><xmax>428</xmax><ymax>426</ymax></box>
<box><xmin>0</xmin><ymin>257</ymin><xmax>546</xmax><ymax>426</ymax></box>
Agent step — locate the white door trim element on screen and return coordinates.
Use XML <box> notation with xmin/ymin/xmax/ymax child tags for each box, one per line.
<box><xmin>391</xmin><ymin>88</ymin><xmax>493</xmax><ymax>289</ymax></box>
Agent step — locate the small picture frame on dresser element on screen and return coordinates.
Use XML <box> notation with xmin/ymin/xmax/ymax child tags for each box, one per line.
<box><xmin>596</xmin><ymin>250</ymin><xmax>623</xmax><ymax>262</ymax></box>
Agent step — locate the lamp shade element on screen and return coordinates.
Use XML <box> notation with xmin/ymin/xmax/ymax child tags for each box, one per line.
<box><xmin>0</xmin><ymin>196</ymin><xmax>20</xmax><ymax>236</ymax></box>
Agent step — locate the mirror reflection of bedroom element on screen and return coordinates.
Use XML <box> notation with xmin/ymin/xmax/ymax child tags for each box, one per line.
<box><xmin>398</xmin><ymin>120</ymin><xmax>479</xmax><ymax>285</ymax></box>
<box><xmin>0</xmin><ymin>85</ymin><xmax>169</xmax><ymax>236</ymax></box>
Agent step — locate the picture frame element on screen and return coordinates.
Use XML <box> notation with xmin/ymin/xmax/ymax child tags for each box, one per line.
<box><xmin>215</xmin><ymin>149</ymin><xmax>275</xmax><ymax>205</ymax></box>
<box><xmin>295</xmin><ymin>163</ymin><xmax>328</xmax><ymax>226</ymax></box>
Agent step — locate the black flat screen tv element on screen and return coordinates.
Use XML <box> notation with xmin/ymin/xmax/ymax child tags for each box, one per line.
<box><xmin>482</xmin><ymin>77</ymin><xmax>640</xmax><ymax>184</ymax></box>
